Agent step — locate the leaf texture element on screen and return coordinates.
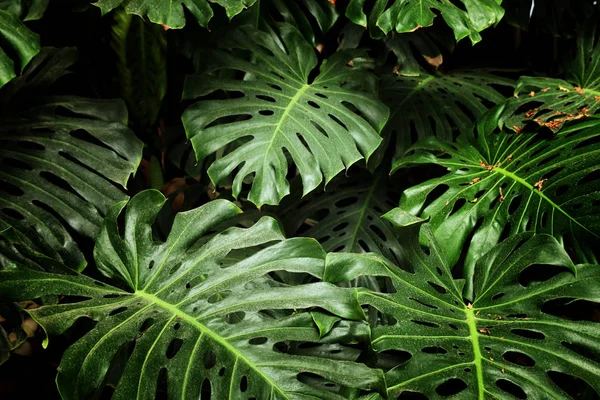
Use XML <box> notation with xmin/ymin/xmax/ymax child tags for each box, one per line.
<box><xmin>182</xmin><ymin>24</ymin><xmax>388</xmax><ymax>207</ymax></box>
<box><xmin>0</xmin><ymin>190</ymin><xmax>384</xmax><ymax>399</ymax></box>
<box><xmin>392</xmin><ymin>117</ymin><xmax>600</xmax><ymax>270</ymax></box>
<box><xmin>0</xmin><ymin>48</ymin><xmax>143</xmax><ymax>271</ymax></box>
<box><xmin>325</xmin><ymin>222</ymin><xmax>600</xmax><ymax>399</ymax></box>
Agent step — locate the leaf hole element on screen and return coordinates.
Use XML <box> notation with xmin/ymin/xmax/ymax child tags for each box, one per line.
<box><xmin>503</xmin><ymin>351</ymin><xmax>535</xmax><ymax>367</ymax></box>
<box><xmin>2</xmin><ymin>208</ymin><xmax>25</xmax><ymax>220</ymax></box>
<box><xmin>218</xmin><ymin>367</ymin><xmax>226</xmax><ymax>376</ymax></box>
<box><xmin>491</xmin><ymin>293</ymin><xmax>505</xmax><ymax>301</ymax></box>
<box><xmin>240</xmin><ymin>376</ymin><xmax>248</xmax><ymax>392</ymax></box>
<box><xmin>225</xmin><ymin>311</ymin><xmax>245</xmax><ymax>324</ymax></box>
<box><xmin>410</xmin><ymin>320</ymin><xmax>440</xmax><ymax>328</ymax></box>
<box><xmin>519</xmin><ymin>264</ymin><xmax>572</xmax><ymax>287</ymax></box>
<box><xmin>435</xmin><ymin>378</ymin><xmax>467</xmax><ymax>396</ymax></box>
<box><xmin>0</xmin><ymin>181</ymin><xmax>25</xmax><ymax>196</ymax></box>
<box><xmin>307</xmin><ymin>100</ymin><xmax>320</xmax><ymax>109</ymax></box>
<box><xmin>427</xmin><ymin>281</ymin><xmax>447</xmax><ymax>294</ymax></box>
<box><xmin>249</xmin><ymin>337</ymin><xmax>268</xmax><ymax>345</ymax></box>
<box><xmin>495</xmin><ymin>379</ymin><xmax>526</xmax><ymax>399</ymax></box>
<box><xmin>548</xmin><ymin>371</ymin><xmax>598</xmax><ymax>399</ymax></box>
<box><xmin>256</xmin><ymin>94</ymin><xmax>276</xmax><ymax>103</ymax></box>
<box><xmin>422</xmin><ymin>346</ymin><xmax>447</xmax><ymax>354</ymax></box>
<box><xmin>166</xmin><ymin>338</ymin><xmax>183</xmax><ymax>359</ymax></box>
<box><xmin>201</xmin><ymin>378</ymin><xmax>211</xmax><ymax>400</ymax></box>
<box><xmin>409</xmin><ymin>297</ymin><xmax>438</xmax><ymax>309</ymax></box>
<box><xmin>561</xmin><ymin>341</ymin><xmax>600</xmax><ymax>363</ymax></box>
<box><xmin>204</xmin><ymin>350</ymin><xmax>216</xmax><ymax>369</ymax></box>
<box><xmin>109</xmin><ymin>306</ymin><xmax>128</xmax><ymax>316</ymax></box>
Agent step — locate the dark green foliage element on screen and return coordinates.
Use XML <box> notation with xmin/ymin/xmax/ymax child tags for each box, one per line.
<box><xmin>1</xmin><ymin>1</ymin><xmax>600</xmax><ymax>399</ymax></box>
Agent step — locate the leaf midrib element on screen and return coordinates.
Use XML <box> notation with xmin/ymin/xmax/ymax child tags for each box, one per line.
<box><xmin>492</xmin><ymin>166</ymin><xmax>596</xmax><ymax>237</ymax></box>
<box><xmin>135</xmin><ymin>290</ymin><xmax>290</xmax><ymax>399</ymax></box>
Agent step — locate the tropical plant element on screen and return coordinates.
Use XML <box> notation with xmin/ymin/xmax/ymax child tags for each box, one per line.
<box><xmin>1</xmin><ymin>1</ymin><xmax>600</xmax><ymax>399</ymax></box>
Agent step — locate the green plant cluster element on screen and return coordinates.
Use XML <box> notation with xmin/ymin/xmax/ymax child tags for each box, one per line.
<box><xmin>1</xmin><ymin>0</ymin><xmax>600</xmax><ymax>399</ymax></box>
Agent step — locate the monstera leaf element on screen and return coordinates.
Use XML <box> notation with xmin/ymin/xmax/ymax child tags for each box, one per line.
<box><xmin>325</xmin><ymin>221</ymin><xmax>600</xmax><ymax>399</ymax></box>
<box><xmin>0</xmin><ymin>190</ymin><xmax>383</xmax><ymax>399</ymax></box>
<box><xmin>278</xmin><ymin>170</ymin><xmax>403</xmax><ymax>264</ymax></box>
<box><xmin>94</xmin><ymin>0</ymin><xmax>256</xmax><ymax>29</ymax></box>
<box><xmin>0</xmin><ymin>48</ymin><xmax>143</xmax><ymax>271</ymax></box>
<box><xmin>0</xmin><ymin>9</ymin><xmax>39</xmax><ymax>88</ymax></box>
<box><xmin>391</xmin><ymin>114</ymin><xmax>600</xmax><ymax>270</ymax></box>
<box><xmin>500</xmin><ymin>23</ymin><xmax>600</xmax><ymax>132</ymax></box>
<box><xmin>182</xmin><ymin>24</ymin><xmax>388</xmax><ymax>207</ymax></box>
<box><xmin>345</xmin><ymin>0</ymin><xmax>505</xmax><ymax>43</ymax></box>
<box><xmin>380</xmin><ymin>69</ymin><xmax>513</xmax><ymax>159</ymax></box>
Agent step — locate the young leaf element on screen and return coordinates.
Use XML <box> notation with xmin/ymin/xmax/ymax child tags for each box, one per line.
<box><xmin>391</xmin><ymin>117</ymin><xmax>600</xmax><ymax>271</ymax></box>
<box><xmin>94</xmin><ymin>0</ymin><xmax>257</xmax><ymax>29</ymax></box>
<box><xmin>345</xmin><ymin>0</ymin><xmax>505</xmax><ymax>44</ymax></box>
<box><xmin>182</xmin><ymin>24</ymin><xmax>388</xmax><ymax>207</ymax></box>
<box><xmin>325</xmin><ymin>222</ymin><xmax>600</xmax><ymax>399</ymax></box>
<box><xmin>110</xmin><ymin>9</ymin><xmax>167</xmax><ymax>129</ymax></box>
<box><xmin>0</xmin><ymin>9</ymin><xmax>39</xmax><ymax>88</ymax></box>
<box><xmin>0</xmin><ymin>190</ymin><xmax>383</xmax><ymax>399</ymax></box>
<box><xmin>381</xmin><ymin>70</ymin><xmax>513</xmax><ymax>159</ymax></box>
<box><xmin>0</xmin><ymin>48</ymin><xmax>143</xmax><ymax>271</ymax></box>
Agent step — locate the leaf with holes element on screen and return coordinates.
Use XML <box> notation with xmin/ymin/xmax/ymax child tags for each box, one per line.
<box><xmin>277</xmin><ymin>170</ymin><xmax>403</xmax><ymax>263</ymax></box>
<box><xmin>182</xmin><ymin>24</ymin><xmax>388</xmax><ymax>207</ymax></box>
<box><xmin>345</xmin><ymin>0</ymin><xmax>505</xmax><ymax>43</ymax></box>
<box><xmin>325</xmin><ymin>221</ymin><xmax>600</xmax><ymax>399</ymax></box>
<box><xmin>0</xmin><ymin>190</ymin><xmax>383</xmax><ymax>399</ymax></box>
<box><xmin>93</xmin><ymin>0</ymin><xmax>256</xmax><ymax>29</ymax></box>
<box><xmin>0</xmin><ymin>9</ymin><xmax>39</xmax><ymax>88</ymax></box>
<box><xmin>391</xmin><ymin>116</ymin><xmax>600</xmax><ymax>273</ymax></box>
<box><xmin>380</xmin><ymin>69</ymin><xmax>513</xmax><ymax>160</ymax></box>
<box><xmin>500</xmin><ymin>23</ymin><xmax>600</xmax><ymax>133</ymax></box>
<box><xmin>0</xmin><ymin>48</ymin><xmax>143</xmax><ymax>271</ymax></box>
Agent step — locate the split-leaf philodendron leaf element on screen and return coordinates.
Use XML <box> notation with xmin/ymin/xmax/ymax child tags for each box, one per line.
<box><xmin>380</xmin><ymin>70</ymin><xmax>513</xmax><ymax>159</ymax></box>
<box><xmin>0</xmin><ymin>9</ymin><xmax>39</xmax><ymax>88</ymax></box>
<box><xmin>345</xmin><ymin>0</ymin><xmax>505</xmax><ymax>43</ymax></box>
<box><xmin>182</xmin><ymin>24</ymin><xmax>388</xmax><ymax>207</ymax></box>
<box><xmin>392</xmin><ymin>114</ymin><xmax>600</xmax><ymax>270</ymax></box>
<box><xmin>0</xmin><ymin>190</ymin><xmax>384</xmax><ymax>399</ymax></box>
<box><xmin>500</xmin><ymin>23</ymin><xmax>600</xmax><ymax>132</ymax></box>
<box><xmin>0</xmin><ymin>48</ymin><xmax>143</xmax><ymax>271</ymax></box>
<box><xmin>94</xmin><ymin>0</ymin><xmax>256</xmax><ymax>29</ymax></box>
<box><xmin>325</xmin><ymin>221</ymin><xmax>600</xmax><ymax>399</ymax></box>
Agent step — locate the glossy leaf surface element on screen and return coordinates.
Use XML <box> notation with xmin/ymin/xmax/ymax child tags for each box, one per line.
<box><xmin>392</xmin><ymin>118</ymin><xmax>600</xmax><ymax>269</ymax></box>
<box><xmin>0</xmin><ymin>190</ymin><xmax>383</xmax><ymax>399</ymax></box>
<box><xmin>326</xmin><ymin>222</ymin><xmax>600</xmax><ymax>399</ymax></box>
<box><xmin>182</xmin><ymin>24</ymin><xmax>388</xmax><ymax>207</ymax></box>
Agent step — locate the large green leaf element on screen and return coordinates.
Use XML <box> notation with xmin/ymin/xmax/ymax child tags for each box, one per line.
<box><xmin>0</xmin><ymin>9</ymin><xmax>39</xmax><ymax>88</ymax></box>
<box><xmin>94</xmin><ymin>0</ymin><xmax>256</xmax><ymax>29</ymax></box>
<box><xmin>391</xmin><ymin>115</ymin><xmax>600</xmax><ymax>270</ymax></box>
<box><xmin>345</xmin><ymin>0</ymin><xmax>505</xmax><ymax>44</ymax></box>
<box><xmin>0</xmin><ymin>48</ymin><xmax>143</xmax><ymax>271</ymax></box>
<box><xmin>500</xmin><ymin>23</ymin><xmax>600</xmax><ymax>132</ymax></box>
<box><xmin>182</xmin><ymin>24</ymin><xmax>388</xmax><ymax>207</ymax></box>
<box><xmin>325</xmin><ymin>222</ymin><xmax>600</xmax><ymax>399</ymax></box>
<box><xmin>0</xmin><ymin>190</ymin><xmax>383</xmax><ymax>399</ymax></box>
<box><xmin>380</xmin><ymin>69</ymin><xmax>513</xmax><ymax>160</ymax></box>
